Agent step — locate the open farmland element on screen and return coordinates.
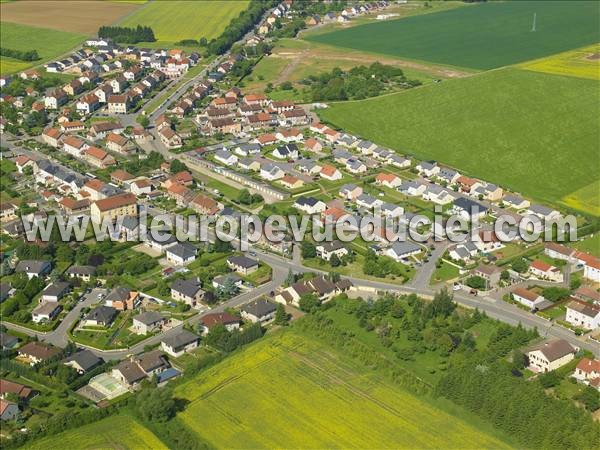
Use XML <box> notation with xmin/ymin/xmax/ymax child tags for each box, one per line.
<box><xmin>519</xmin><ymin>44</ymin><xmax>600</xmax><ymax>81</ymax></box>
<box><xmin>174</xmin><ymin>330</ymin><xmax>511</xmax><ymax>449</ymax></box>
<box><xmin>318</xmin><ymin>68</ymin><xmax>600</xmax><ymax>213</ymax></box>
<box><xmin>23</xmin><ymin>415</ymin><xmax>168</xmax><ymax>450</ymax></box>
<box><xmin>0</xmin><ymin>0</ymin><xmax>140</xmax><ymax>34</ymax></box>
<box><xmin>119</xmin><ymin>0</ymin><xmax>249</xmax><ymax>46</ymax></box>
<box><xmin>305</xmin><ymin>1</ymin><xmax>600</xmax><ymax>70</ymax></box>
<box><xmin>0</xmin><ymin>22</ymin><xmax>86</xmax><ymax>74</ymax></box>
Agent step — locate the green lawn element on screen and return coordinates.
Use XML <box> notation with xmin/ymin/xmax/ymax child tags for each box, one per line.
<box><xmin>431</xmin><ymin>261</ymin><xmax>460</xmax><ymax>284</ymax></box>
<box><xmin>306</xmin><ymin>1</ymin><xmax>600</xmax><ymax>70</ymax></box>
<box><xmin>0</xmin><ymin>22</ymin><xmax>86</xmax><ymax>74</ymax></box>
<box><xmin>318</xmin><ymin>68</ymin><xmax>600</xmax><ymax>211</ymax></box>
<box><xmin>120</xmin><ymin>0</ymin><xmax>249</xmax><ymax>46</ymax></box>
<box><xmin>572</xmin><ymin>233</ymin><xmax>600</xmax><ymax>257</ymax></box>
<box><xmin>174</xmin><ymin>329</ymin><xmax>511</xmax><ymax>449</ymax></box>
<box><xmin>23</xmin><ymin>415</ymin><xmax>167</xmax><ymax>450</ymax></box>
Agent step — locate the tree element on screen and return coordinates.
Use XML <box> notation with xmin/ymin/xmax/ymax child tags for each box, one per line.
<box><xmin>466</xmin><ymin>276</ymin><xmax>486</xmax><ymax>290</ymax></box>
<box><xmin>298</xmin><ymin>293</ymin><xmax>320</xmax><ymax>313</ymax></box>
<box><xmin>136</xmin><ymin>115</ymin><xmax>149</xmax><ymax>128</ymax></box>
<box><xmin>574</xmin><ymin>385</ymin><xmax>600</xmax><ymax>412</ymax></box>
<box><xmin>274</xmin><ymin>303</ymin><xmax>289</xmax><ymax>326</ymax></box>
<box><xmin>301</xmin><ymin>241</ymin><xmax>316</xmax><ymax>259</ymax></box>
<box><xmin>511</xmin><ymin>349</ymin><xmax>527</xmax><ymax>369</ymax></box>
<box><xmin>135</xmin><ymin>387</ymin><xmax>176</xmax><ymax>422</ymax></box>
<box><xmin>237</xmin><ymin>189</ymin><xmax>253</xmax><ymax>205</ymax></box>
<box><xmin>55</xmin><ymin>244</ymin><xmax>74</xmax><ymax>263</ymax></box>
<box><xmin>538</xmin><ymin>371</ymin><xmax>560</xmax><ymax>389</ymax></box>
<box><xmin>285</xmin><ymin>269</ymin><xmax>295</xmax><ymax>287</ymax></box>
<box><xmin>511</xmin><ymin>258</ymin><xmax>529</xmax><ymax>273</ymax></box>
<box><xmin>500</xmin><ymin>270</ymin><xmax>510</xmax><ymax>281</ymax></box>
<box><xmin>329</xmin><ymin>253</ymin><xmax>341</xmax><ymax>267</ymax></box>
<box><xmin>425</xmin><ymin>287</ymin><xmax>455</xmax><ymax>319</ymax></box>
<box><xmin>170</xmin><ymin>159</ymin><xmax>186</xmax><ymax>174</ymax></box>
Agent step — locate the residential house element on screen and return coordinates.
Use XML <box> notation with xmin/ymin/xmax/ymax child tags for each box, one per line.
<box><xmin>42</xmin><ymin>128</ymin><xmax>63</xmax><ymax>147</ymax></box>
<box><xmin>65</xmin><ymin>265</ymin><xmax>96</xmax><ymax>281</ymax></box>
<box><xmin>15</xmin><ymin>260</ymin><xmax>51</xmax><ymax>279</ymax></box>
<box><xmin>160</xmin><ymin>330</ymin><xmax>200</xmax><ymax>358</ymax></box>
<box><xmin>132</xmin><ymin>311</ymin><xmax>166</xmax><ymax>335</ymax></box>
<box><xmin>227</xmin><ymin>255</ymin><xmax>259</xmax><ymax>275</ymax></box>
<box><xmin>339</xmin><ymin>184</ymin><xmax>363</xmax><ymax>201</ymax></box>
<box><xmin>527</xmin><ymin>339</ymin><xmax>576</xmax><ymax>372</ymax></box>
<box><xmin>104</xmin><ymin>286</ymin><xmax>139</xmax><ymax>311</ymax></box>
<box><xmin>473</xmin><ymin>264</ymin><xmax>502</xmax><ymax>288</ymax></box>
<box><xmin>260</xmin><ymin>163</ymin><xmax>285</xmax><ymax>181</ymax></box>
<box><xmin>62</xmin><ymin>135</ymin><xmax>88</xmax><ymax>157</ymax></box>
<box><xmin>199</xmin><ymin>312</ymin><xmax>241</xmax><ymax>335</ymax></box>
<box><xmin>452</xmin><ymin>197</ymin><xmax>488</xmax><ymax>220</ymax></box>
<box><xmin>0</xmin><ymin>379</ymin><xmax>33</xmax><ymax>401</ymax></box>
<box><xmin>110</xmin><ymin>169</ymin><xmax>135</xmax><ymax>185</ymax></box>
<box><xmin>165</xmin><ymin>242</ymin><xmax>197</xmax><ymax>265</ymax></box>
<box><xmin>238</xmin><ymin>158</ymin><xmax>260</xmax><ymax>172</ymax></box>
<box><xmin>214</xmin><ymin>149</ymin><xmax>238</xmax><ymax>166</ymax></box>
<box><xmin>44</xmin><ymin>89</ymin><xmax>67</xmax><ymax>109</ymax></box>
<box><xmin>76</xmin><ymin>94</ymin><xmax>100</xmax><ymax>115</ymax></box>
<box><xmin>278</xmin><ymin>174</ymin><xmax>303</xmax><ymax>189</ymax></box>
<box><xmin>84</xmin><ymin>146</ymin><xmax>116</xmax><ymax>169</ymax></box>
<box><xmin>346</xmin><ymin>159</ymin><xmax>367</xmax><ymax>174</ymax></box>
<box><xmin>316</xmin><ymin>241</ymin><xmax>349</xmax><ymax>262</ymax></box>
<box><xmin>565</xmin><ymin>300</ymin><xmax>600</xmax><ymax>330</ymax></box>
<box><xmin>529</xmin><ymin>260</ymin><xmax>563</xmax><ymax>282</ymax></box>
<box><xmin>32</xmin><ymin>302</ymin><xmax>62</xmax><ymax>323</ymax></box>
<box><xmin>319</xmin><ymin>165</ymin><xmax>342</xmax><ymax>181</ymax></box>
<box><xmin>17</xmin><ymin>342</ymin><xmax>60</xmax><ymax>365</ymax></box>
<box><xmin>503</xmin><ymin>194</ymin><xmax>530</xmax><ymax>210</ymax></box>
<box><xmin>158</xmin><ymin>127</ymin><xmax>183</xmax><ymax>149</ymax></box>
<box><xmin>240</xmin><ymin>299</ymin><xmax>277</xmax><ymax>324</ymax></box>
<box><xmin>294</xmin><ymin>196</ymin><xmax>326</xmax><ymax>215</ymax></box>
<box><xmin>41</xmin><ymin>282</ymin><xmax>70</xmax><ymax>302</ymax></box>
<box><xmin>512</xmin><ymin>287</ymin><xmax>546</xmax><ymax>309</ymax></box>
<box><xmin>64</xmin><ymin>350</ymin><xmax>103</xmax><ymax>374</ymax></box>
<box><xmin>0</xmin><ymin>399</ymin><xmax>19</xmax><ymax>421</ymax></box>
<box><xmin>107</xmin><ymin>94</ymin><xmax>130</xmax><ymax>114</ymax></box>
<box><xmin>386</xmin><ymin>241</ymin><xmax>421</xmax><ymax>262</ymax></box>
<box><xmin>375</xmin><ymin>172</ymin><xmax>401</xmax><ymax>189</ymax></box>
<box><xmin>356</xmin><ymin>193</ymin><xmax>383</xmax><ymax>210</ymax></box>
<box><xmin>106</xmin><ymin>133</ymin><xmax>134</xmax><ymax>154</ymax></box>
<box><xmin>212</xmin><ymin>274</ymin><xmax>243</xmax><ymax>290</ymax></box>
<box><xmin>572</xmin><ymin>358</ymin><xmax>600</xmax><ymax>384</ymax></box>
<box><xmin>304</xmin><ymin>138</ymin><xmax>322</xmax><ymax>152</ymax></box>
<box><xmin>83</xmin><ymin>305</ymin><xmax>117</xmax><ymax>327</ymax></box>
<box><xmin>273</xmin><ymin>144</ymin><xmax>299</xmax><ymax>160</ymax></box>
<box><xmin>171</xmin><ymin>278</ymin><xmax>204</xmax><ymax>306</ymax></box>
<box><xmin>90</xmin><ymin>193</ymin><xmax>137</xmax><ymax>223</ymax></box>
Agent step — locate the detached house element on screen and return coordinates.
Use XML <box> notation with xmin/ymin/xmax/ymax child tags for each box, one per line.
<box><xmin>160</xmin><ymin>330</ymin><xmax>199</xmax><ymax>357</ymax></box>
<box><xmin>171</xmin><ymin>278</ymin><xmax>204</xmax><ymax>306</ymax></box>
<box><xmin>294</xmin><ymin>196</ymin><xmax>326</xmax><ymax>215</ymax></box>
<box><xmin>316</xmin><ymin>241</ymin><xmax>348</xmax><ymax>262</ymax></box>
<box><xmin>107</xmin><ymin>94</ymin><xmax>130</xmax><ymax>114</ymax></box>
<box><xmin>42</xmin><ymin>127</ymin><xmax>63</xmax><ymax>148</ymax></box>
<box><xmin>227</xmin><ymin>255</ymin><xmax>259</xmax><ymax>275</ymax></box>
<box><xmin>158</xmin><ymin>127</ymin><xmax>182</xmax><ymax>149</ymax></box>
<box><xmin>76</xmin><ymin>94</ymin><xmax>100</xmax><ymax>115</ymax></box>
<box><xmin>565</xmin><ymin>300</ymin><xmax>600</xmax><ymax>330</ymax></box>
<box><xmin>375</xmin><ymin>173</ymin><xmax>401</xmax><ymax>189</ymax></box>
<box><xmin>528</xmin><ymin>339</ymin><xmax>576</xmax><ymax>373</ymax></box>
<box><xmin>84</xmin><ymin>146</ymin><xmax>116</xmax><ymax>169</ymax></box>
<box><xmin>199</xmin><ymin>313</ymin><xmax>241</xmax><ymax>335</ymax></box>
<box><xmin>106</xmin><ymin>132</ymin><xmax>134</xmax><ymax>154</ymax></box>
<box><xmin>319</xmin><ymin>165</ymin><xmax>342</xmax><ymax>181</ymax></box>
<box><xmin>44</xmin><ymin>89</ymin><xmax>67</xmax><ymax>109</ymax></box>
<box><xmin>529</xmin><ymin>260</ymin><xmax>563</xmax><ymax>282</ymax></box>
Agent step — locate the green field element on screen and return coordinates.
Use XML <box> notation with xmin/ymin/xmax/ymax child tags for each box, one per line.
<box><xmin>119</xmin><ymin>0</ymin><xmax>249</xmax><ymax>46</ymax></box>
<box><xmin>23</xmin><ymin>415</ymin><xmax>167</xmax><ymax>450</ymax></box>
<box><xmin>306</xmin><ymin>1</ymin><xmax>600</xmax><ymax>70</ymax></box>
<box><xmin>174</xmin><ymin>330</ymin><xmax>510</xmax><ymax>449</ymax></box>
<box><xmin>319</xmin><ymin>68</ymin><xmax>600</xmax><ymax>211</ymax></box>
<box><xmin>0</xmin><ymin>22</ymin><xmax>86</xmax><ymax>74</ymax></box>
<box><xmin>573</xmin><ymin>233</ymin><xmax>600</xmax><ymax>257</ymax></box>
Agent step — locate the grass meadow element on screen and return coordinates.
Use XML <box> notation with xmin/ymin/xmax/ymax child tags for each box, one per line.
<box><xmin>306</xmin><ymin>1</ymin><xmax>600</xmax><ymax>70</ymax></box>
<box><xmin>23</xmin><ymin>415</ymin><xmax>167</xmax><ymax>450</ymax></box>
<box><xmin>519</xmin><ymin>44</ymin><xmax>600</xmax><ymax>81</ymax></box>
<box><xmin>0</xmin><ymin>22</ymin><xmax>86</xmax><ymax>74</ymax></box>
<box><xmin>174</xmin><ymin>330</ymin><xmax>511</xmax><ymax>449</ymax></box>
<box><xmin>119</xmin><ymin>0</ymin><xmax>249</xmax><ymax>46</ymax></box>
<box><xmin>318</xmin><ymin>68</ymin><xmax>600</xmax><ymax>212</ymax></box>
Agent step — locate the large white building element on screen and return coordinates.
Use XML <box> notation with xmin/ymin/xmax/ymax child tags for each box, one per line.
<box><xmin>565</xmin><ymin>300</ymin><xmax>600</xmax><ymax>330</ymax></box>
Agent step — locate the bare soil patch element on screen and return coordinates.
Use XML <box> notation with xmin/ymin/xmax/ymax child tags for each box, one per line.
<box><xmin>586</xmin><ymin>52</ymin><xmax>600</xmax><ymax>60</ymax></box>
<box><xmin>0</xmin><ymin>1</ymin><xmax>140</xmax><ymax>35</ymax></box>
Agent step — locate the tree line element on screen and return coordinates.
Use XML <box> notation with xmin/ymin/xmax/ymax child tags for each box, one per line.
<box><xmin>0</xmin><ymin>47</ymin><xmax>40</xmax><ymax>61</ymax></box>
<box><xmin>206</xmin><ymin>0</ymin><xmax>279</xmax><ymax>55</ymax></box>
<box><xmin>98</xmin><ymin>25</ymin><xmax>155</xmax><ymax>44</ymax></box>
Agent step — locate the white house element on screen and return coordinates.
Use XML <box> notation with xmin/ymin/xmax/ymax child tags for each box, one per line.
<box><xmin>214</xmin><ymin>149</ymin><xmax>238</xmax><ymax>166</ymax></box>
<box><xmin>386</xmin><ymin>241</ymin><xmax>421</xmax><ymax>262</ymax></box>
<box><xmin>529</xmin><ymin>260</ymin><xmax>563</xmax><ymax>282</ymax></box>
<box><xmin>527</xmin><ymin>339</ymin><xmax>576</xmax><ymax>373</ymax></box>
<box><xmin>165</xmin><ymin>242</ymin><xmax>197</xmax><ymax>266</ymax></box>
<box><xmin>512</xmin><ymin>287</ymin><xmax>546</xmax><ymax>309</ymax></box>
<box><xmin>260</xmin><ymin>163</ymin><xmax>285</xmax><ymax>181</ymax></box>
<box><xmin>160</xmin><ymin>330</ymin><xmax>199</xmax><ymax>357</ymax></box>
<box><xmin>416</xmin><ymin>161</ymin><xmax>439</xmax><ymax>177</ymax></box>
<box><xmin>315</xmin><ymin>241</ymin><xmax>348</xmax><ymax>262</ymax></box>
<box><xmin>294</xmin><ymin>196</ymin><xmax>326</xmax><ymax>215</ymax></box>
<box><xmin>565</xmin><ymin>300</ymin><xmax>600</xmax><ymax>330</ymax></box>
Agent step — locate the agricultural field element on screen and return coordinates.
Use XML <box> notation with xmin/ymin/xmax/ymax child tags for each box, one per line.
<box><xmin>572</xmin><ymin>233</ymin><xmax>600</xmax><ymax>258</ymax></box>
<box><xmin>23</xmin><ymin>415</ymin><xmax>167</xmax><ymax>450</ymax></box>
<box><xmin>318</xmin><ymin>68</ymin><xmax>600</xmax><ymax>212</ymax></box>
<box><xmin>561</xmin><ymin>180</ymin><xmax>600</xmax><ymax>216</ymax></box>
<box><xmin>0</xmin><ymin>22</ymin><xmax>86</xmax><ymax>74</ymax></box>
<box><xmin>119</xmin><ymin>0</ymin><xmax>249</xmax><ymax>46</ymax></box>
<box><xmin>306</xmin><ymin>1</ymin><xmax>600</xmax><ymax>70</ymax></box>
<box><xmin>174</xmin><ymin>330</ymin><xmax>511</xmax><ymax>449</ymax></box>
<box><xmin>0</xmin><ymin>0</ymin><xmax>140</xmax><ymax>34</ymax></box>
<box><xmin>519</xmin><ymin>44</ymin><xmax>600</xmax><ymax>81</ymax></box>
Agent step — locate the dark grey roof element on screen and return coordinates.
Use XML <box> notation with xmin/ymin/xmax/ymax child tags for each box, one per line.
<box><xmin>241</xmin><ymin>299</ymin><xmax>276</xmax><ymax>318</ymax></box>
<box><xmin>318</xmin><ymin>241</ymin><xmax>345</xmax><ymax>252</ymax></box>
<box><xmin>0</xmin><ymin>283</ymin><xmax>12</xmax><ymax>301</ymax></box>
<box><xmin>42</xmin><ymin>282</ymin><xmax>70</xmax><ymax>298</ymax></box>
<box><xmin>65</xmin><ymin>349</ymin><xmax>103</xmax><ymax>372</ymax></box>
<box><xmin>390</xmin><ymin>241</ymin><xmax>421</xmax><ymax>257</ymax></box>
<box><xmin>105</xmin><ymin>286</ymin><xmax>130</xmax><ymax>303</ymax></box>
<box><xmin>171</xmin><ymin>278</ymin><xmax>203</xmax><ymax>298</ymax></box>
<box><xmin>66</xmin><ymin>265</ymin><xmax>96</xmax><ymax>276</ymax></box>
<box><xmin>453</xmin><ymin>197</ymin><xmax>488</xmax><ymax>215</ymax></box>
<box><xmin>15</xmin><ymin>260</ymin><xmax>51</xmax><ymax>275</ymax></box>
<box><xmin>166</xmin><ymin>242</ymin><xmax>197</xmax><ymax>259</ymax></box>
<box><xmin>135</xmin><ymin>349</ymin><xmax>168</xmax><ymax>373</ymax></box>
<box><xmin>133</xmin><ymin>311</ymin><xmax>164</xmax><ymax>326</ymax></box>
<box><xmin>0</xmin><ymin>332</ymin><xmax>18</xmax><ymax>349</ymax></box>
<box><xmin>115</xmin><ymin>359</ymin><xmax>146</xmax><ymax>384</ymax></box>
<box><xmin>213</xmin><ymin>273</ymin><xmax>242</xmax><ymax>286</ymax></box>
<box><xmin>161</xmin><ymin>329</ymin><xmax>199</xmax><ymax>350</ymax></box>
<box><xmin>227</xmin><ymin>255</ymin><xmax>258</xmax><ymax>269</ymax></box>
<box><xmin>296</xmin><ymin>196</ymin><xmax>320</xmax><ymax>207</ymax></box>
<box><xmin>85</xmin><ymin>305</ymin><xmax>117</xmax><ymax>324</ymax></box>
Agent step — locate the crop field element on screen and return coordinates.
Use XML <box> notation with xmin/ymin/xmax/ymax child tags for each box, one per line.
<box><xmin>319</xmin><ymin>68</ymin><xmax>600</xmax><ymax>212</ymax></box>
<box><xmin>120</xmin><ymin>0</ymin><xmax>249</xmax><ymax>46</ymax></box>
<box><xmin>562</xmin><ymin>181</ymin><xmax>600</xmax><ymax>217</ymax></box>
<box><xmin>572</xmin><ymin>233</ymin><xmax>600</xmax><ymax>258</ymax></box>
<box><xmin>23</xmin><ymin>415</ymin><xmax>167</xmax><ymax>450</ymax></box>
<box><xmin>519</xmin><ymin>44</ymin><xmax>600</xmax><ymax>81</ymax></box>
<box><xmin>0</xmin><ymin>0</ymin><xmax>139</xmax><ymax>34</ymax></box>
<box><xmin>306</xmin><ymin>1</ymin><xmax>600</xmax><ymax>70</ymax></box>
<box><xmin>0</xmin><ymin>22</ymin><xmax>87</xmax><ymax>74</ymax></box>
<box><xmin>174</xmin><ymin>331</ymin><xmax>510</xmax><ymax>449</ymax></box>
